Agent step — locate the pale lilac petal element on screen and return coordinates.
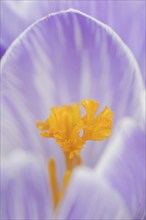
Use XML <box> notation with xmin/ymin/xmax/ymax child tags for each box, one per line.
<box><xmin>1</xmin><ymin>1</ymin><xmax>72</xmax><ymax>55</ymax></box>
<box><xmin>1</xmin><ymin>150</ymin><xmax>51</xmax><ymax>220</ymax></box>
<box><xmin>57</xmin><ymin>168</ymin><xmax>130</xmax><ymax>220</ymax></box>
<box><xmin>104</xmin><ymin>1</ymin><xmax>145</xmax><ymax>84</ymax></box>
<box><xmin>96</xmin><ymin>118</ymin><xmax>145</xmax><ymax>219</ymax></box>
<box><xmin>1</xmin><ymin>1</ymin><xmax>145</xmax><ymax>82</ymax></box>
<box><xmin>57</xmin><ymin>118</ymin><xmax>145</xmax><ymax>219</ymax></box>
<box><xmin>1</xmin><ymin>10</ymin><xmax>144</xmax><ymax>161</ymax></box>
<box><xmin>0</xmin><ymin>1</ymin><xmax>89</xmax><ymax>51</ymax></box>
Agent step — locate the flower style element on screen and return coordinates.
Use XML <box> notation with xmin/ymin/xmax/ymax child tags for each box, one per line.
<box><xmin>1</xmin><ymin>9</ymin><xmax>145</xmax><ymax>220</ymax></box>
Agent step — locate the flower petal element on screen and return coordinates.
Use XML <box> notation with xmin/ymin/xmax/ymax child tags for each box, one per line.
<box><xmin>104</xmin><ymin>1</ymin><xmax>145</xmax><ymax>84</ymax></box>
<box><xmin>1</xmin><ymin>1</ymin><xmax>76</xmax><ymax>56</ymax></box>
<box><xmin>1</xmin><ymin>150</ymin><xmax>51</xmax><ymax>220</ymax></box>
<box><xmin>1</xmin><ymin>1</ymin><xmax>145</xmax><ymax>83</ymax></box>
<box><xmin>57</xmin><ymin>118</ymin><xmax>145</xmax><ymax>219</ymax></box>
<box><xmin>96</xmin><ymin>118</ymin><xmax>145</xmax><ymax>219</ymax></box>
<box><xmin>57</xmin><ymin>168</ymin><xmax>130</xmax><ymax>220</ymax></box>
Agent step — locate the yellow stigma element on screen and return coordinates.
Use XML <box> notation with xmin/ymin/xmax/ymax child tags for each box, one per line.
<box><xmin>37</xmin><ymin>99</ymin><xmax>113</xmax><ymax>159</ymax></box>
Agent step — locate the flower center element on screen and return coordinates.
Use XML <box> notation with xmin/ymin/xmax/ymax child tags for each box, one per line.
<box><xmin>36</xmin><ymin>99</ymin><xmax>113</xmax><ymax>208</ymax></box>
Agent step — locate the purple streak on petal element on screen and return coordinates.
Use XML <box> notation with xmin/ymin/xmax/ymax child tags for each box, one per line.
<box><xmin>96</xmin><ymin>118</ymin><xmax>146</xmax><ymax>219</ymax></box>
<box><xmin>0</xmin><ymin>45</ymin><xmax>5</xmax><ymax>59</ymax></box>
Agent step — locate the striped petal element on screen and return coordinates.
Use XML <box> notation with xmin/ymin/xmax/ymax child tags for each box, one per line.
<box><xmin>58</xmin><ymin>169</ymin><xmax>130</xmax><ymax>220</ymax></box>
<box><xmin>58</xmin><ymin>118</ymin><xmax>145</xmax><ymax>219</ymax></box>
<box><xmin>1</xmin><ymin>10</ymin><xmax>144</xmax><ymax>163</ymax></box>
<box><xmin>96</xmin><ymin>118</ymin><xmax>145</xmax><ymax>219</ymax></box>
<box><xmin>1</xmin><ymin>1</ymin><xmax>145</xmax><ymax>83</ymax></box>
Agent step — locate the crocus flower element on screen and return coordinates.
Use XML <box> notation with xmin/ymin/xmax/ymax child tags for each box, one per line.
<box><xmin>1</xmin><ymin>9</ymin><xmax>145</xmax><ymax>220</ymax></box>
<box><xmin>1</xmin><ymin>1</ymin><xmax>145</xmax><ymax>83</ymax></box>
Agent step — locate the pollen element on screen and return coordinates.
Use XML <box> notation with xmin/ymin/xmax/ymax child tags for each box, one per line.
<box><xmin>36</xmin><ymin>99</ymin><xmax>114</xmax><ymax>159</ymax></box>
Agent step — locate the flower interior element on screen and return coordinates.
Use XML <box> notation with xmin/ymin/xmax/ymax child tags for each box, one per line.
<box><xmin>37</xmin><ymin>99</ymin><xmax>113</xmax><ymax>209</ymax></box>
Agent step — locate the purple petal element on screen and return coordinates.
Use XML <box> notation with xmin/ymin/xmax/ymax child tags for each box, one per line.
<box><xmin>1</xmin><ymin>10</ymin><xmax>144</xmax><ymax>158</ymax></box>
<box><xmin>1</xmin><ymin>1</ymin><xmax>145</xmax><ymax>82</ymax></box>
<box><xmin>96</xmin><ymin>118</ymin><xmax>145</xmax><ymax>219</ymax></box>
<box><xmin>1</xmin><ymin>150</ymin><xmax>51</xmax><ymax>220</ymax></box>
<box><xmin>58</xmin><ymin>118</ymin><xmax>145</xmax><ymax>219</ymax></box>
<box><xmin>58</xmin><ymin>168</ymin><xmax>130</xmax><ymax>220</ymax></box>
<box><xmin>1</xmin><ymin>1</ymin><xmax>71</xmax><ymax>55</ymax></box>
<box><xmin>104</xmin><ymin>1</ymin><xmax>145</xmax><ymax>84</ymax></box>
